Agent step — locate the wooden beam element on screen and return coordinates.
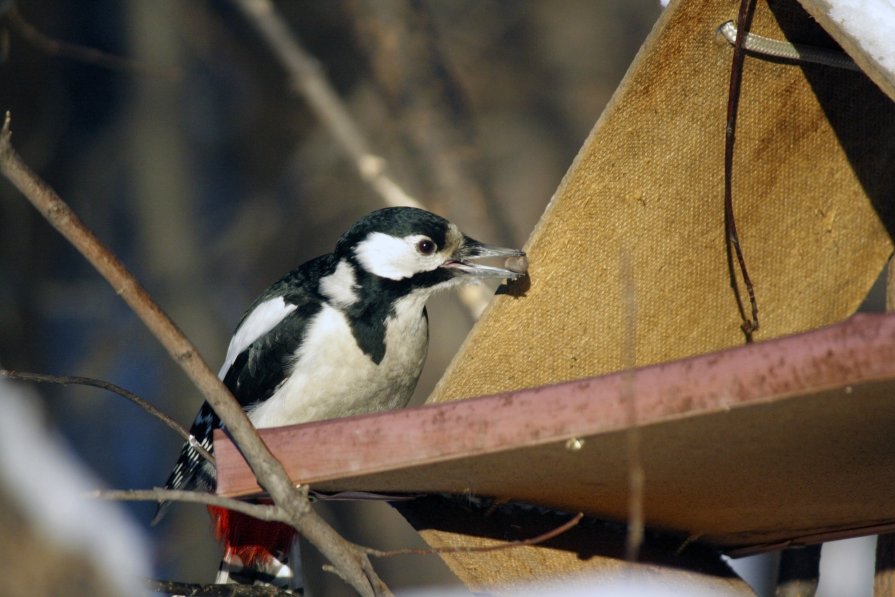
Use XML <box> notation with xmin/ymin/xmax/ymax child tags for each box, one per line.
<box><xmin>216</xmin><ymin>312</ymin><xmax>895</xmax><ymax>553</ymax></box>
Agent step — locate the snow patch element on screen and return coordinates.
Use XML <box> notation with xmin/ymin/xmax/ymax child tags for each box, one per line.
<box><xmin>0</xmin><ymin>377</ymin><xmax>149</xmax><ymax>594</ymax></box>
<box><xmin>828</xmin><ymin>0</ymin><xmax>895</xmax><ymax>75</ymax></box>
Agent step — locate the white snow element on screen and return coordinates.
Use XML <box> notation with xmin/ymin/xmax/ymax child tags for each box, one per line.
<box><xmin>0</xmin><ymin>376</ymin><xmax>149</xmax><ymax>594</ymax></box>
<box><xmin>824</xmin><ymin>0</ymin><xmax>895</xmax><ymax>75</ymax></box>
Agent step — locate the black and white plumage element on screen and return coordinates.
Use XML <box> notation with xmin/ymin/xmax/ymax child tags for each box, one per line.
<box><xmin>154</xmin><ymin>207</ymin><xmax>525</xmax><ymax>588</ymax></box>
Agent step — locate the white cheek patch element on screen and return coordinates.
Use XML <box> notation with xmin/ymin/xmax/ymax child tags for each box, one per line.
<box><xmin>219</xmin><ymin>296</ymin><xmax>297</xmax><ymax>378</ymax></box>
<box><xmin>319</xmin><ymin>259</ymin><xmax>359</xmax><ymax>307</ymax></box>
<box><xmin>353</xmin><ymin>232</ymin><xmax>441</xmax><ymax>280</ymax></box>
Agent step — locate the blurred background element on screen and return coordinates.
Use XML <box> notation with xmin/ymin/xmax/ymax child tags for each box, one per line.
<box><xmin>0</xmin><ymin>1</ymin><xmax>879</xmax><ymax>595</ymax></box>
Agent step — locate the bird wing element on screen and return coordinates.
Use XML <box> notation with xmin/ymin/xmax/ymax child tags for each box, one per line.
<box><xmin>218</xmin><ymin>296</ymin><xmax>298</xmax><ymax>379</ymax></box>
<box><xmin>220</xmin><ymin>257</ymin><xmax>334</xmax><ymax>408</ymax></box>
<box><xmin>221</xmin><ymin>298</ymin><xmax>322</xmax><ymax>409</ymax></box>
<box><xmin>155</xmin><ymin>257</ymin><xmax>334</xmax><ymax>515</ymax></box>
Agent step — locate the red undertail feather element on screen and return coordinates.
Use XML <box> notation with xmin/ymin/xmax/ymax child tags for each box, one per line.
<box><xmin>208</xmin><ymin>505</ymin><xmax>299</xmax><ymax>587</ymax></box>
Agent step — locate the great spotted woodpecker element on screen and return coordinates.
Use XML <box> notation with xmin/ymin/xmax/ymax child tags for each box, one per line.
<box><xmin>154</xmin><ymin>207</ymin><xmax>525</xmax><ymax>590</ymax></box>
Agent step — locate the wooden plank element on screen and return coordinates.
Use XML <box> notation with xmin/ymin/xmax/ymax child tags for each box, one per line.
<box><xmin>215</xmin><ymin>313</ymin><xmax>895</xmax><ymax>552</ymax></box>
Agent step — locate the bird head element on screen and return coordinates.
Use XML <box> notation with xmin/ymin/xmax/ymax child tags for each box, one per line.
<box><xmin>336</xmin><ymin>207</ymin><xmax>526</xmax><ymax>290</ymax></box>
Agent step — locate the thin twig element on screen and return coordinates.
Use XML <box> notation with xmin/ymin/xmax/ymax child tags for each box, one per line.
<box><xmin>321</xmin><ymin>563</ymin><xmax>355</xmax><ymax>590</ymax></box>
<box><xmin>0</xmin><ymin>112</ymin><xmax>388</xmax><ymax>597</ymax></box>
<box><xmin>364</xmin><ymin>512</ymin><xmax>584</xmax><ymax>558</ymax></box>
<box><xmin>724</xmin><ymin>0</ymin><xmax>760</xmax><ymax>343</ymax></box>
<box><xmin>0</xmin><ymin>368</ymin><xmax>214</xmax><ymax>466</ymax></box>
<box><xmin>91</xmin><ymin>488</ymin><xmax>287</xmax><ymax>522</ymax></box>
<box><xmin>5</xmin><ymin>7</ymin><xmax>182</xmax><ymax>80</ymax></box>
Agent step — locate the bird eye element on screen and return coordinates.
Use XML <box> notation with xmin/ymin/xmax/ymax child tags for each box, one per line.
<box><xmin>416</xmin><ymin>239</ymin><xmax>436</xmax><ymax>255</ymax></box>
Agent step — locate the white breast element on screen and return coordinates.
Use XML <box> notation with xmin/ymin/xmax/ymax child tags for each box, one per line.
<box><xmin>247</xmin><ymin>297</ymin><xmax>429</xmax><ymax>429</ymax></box>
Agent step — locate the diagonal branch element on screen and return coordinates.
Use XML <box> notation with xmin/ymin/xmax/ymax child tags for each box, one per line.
<box><xmin>0</xmin><ymin>112</ymin><xmax>389</xmax><ymax>597</ymax></box>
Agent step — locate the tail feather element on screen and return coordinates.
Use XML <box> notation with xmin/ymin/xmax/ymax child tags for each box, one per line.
<box><xmin>157</xmin><ymin>402</ymin><xmax>303</xmax><ymax>590</ymax></box>
<box><xmin>209</xmin><ymin>506</ymin><xmax>302</xmax><ymax>593</ymax></box>
<box><xmin>153</xmin><ymin>402</ymin><xmax>219</xmax><ymax>526</ymax></box>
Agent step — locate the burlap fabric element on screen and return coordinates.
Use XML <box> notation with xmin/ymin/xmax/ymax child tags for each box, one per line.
<box><xmin>413</xmin><ymin>0</ymin><xmax>895</xmax><ymax>591</ymax></box>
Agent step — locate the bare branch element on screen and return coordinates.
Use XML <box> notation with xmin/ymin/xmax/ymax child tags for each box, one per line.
<box><xmin>90</xmin><ymin>488</ymin><xmax>289</xmax><ymax>523</ymax></box>
<box><xmin>365</xmin><ymin>512</ymin><xmax>584</xmax><ymax>558</ymax></box>
<box><xmin>0</xmin><ymin>368</ymin><xmax>214</xmax><ymax>466</ymax></box>
<box><xmin>0</xmin><ymin>111</ymin><xmax>259</xmax><ymax>485</ymax></box>
<box><xmin>5</xmin><ymin>6</ymin><xmax>182</xmax><ymax>80</ymax></box>
<box><xmin>0</xmin><ymin>112</ymin><xmax>389</xmax><ymax>597</ymax></box>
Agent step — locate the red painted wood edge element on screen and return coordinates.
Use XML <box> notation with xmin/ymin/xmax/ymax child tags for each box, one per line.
<box><xmin>215</xmin><ymin>313</ymin><xmax>895</xmax><ymax>499</ymax></box>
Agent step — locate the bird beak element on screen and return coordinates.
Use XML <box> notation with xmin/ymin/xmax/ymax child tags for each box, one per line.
<box><xmin>440</xmin><ymin>237</ymin><xmax>528</xmax><ymax>280</ymax></box>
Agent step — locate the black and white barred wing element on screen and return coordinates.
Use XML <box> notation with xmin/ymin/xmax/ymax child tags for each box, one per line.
<box><xmin>152</xmin><ymin>275</ymin><xmax>318</xmax><ymax>525</ymax></box>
